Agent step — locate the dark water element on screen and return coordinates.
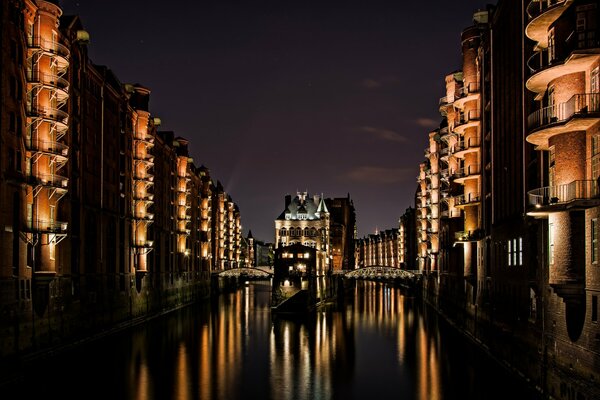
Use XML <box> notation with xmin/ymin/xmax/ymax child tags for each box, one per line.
<box><xmin>5</xmin><ymin>281</ymin><xmax>540</xmax><ymax>399</ymax></box>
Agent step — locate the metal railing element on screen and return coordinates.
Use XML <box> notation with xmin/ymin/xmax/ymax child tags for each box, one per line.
<box><xmin>455</xmin><ymin>138</ymin><xmax>481</xmax><ymax>152</ymax></box>
<box><xmin>527</xmin><ymin>31</ymin><xmax>599</xmax><ymax>74</ymax></box>
<box><xmin>453</xmin><ymin>164</ymin><xmax>480</xmax><ymax>179</ymax></box>
<box><xmin>455</xmin><ymin>109</ymin><xmax>481</xmax><ymax>128</ymax></box>
<box><xmin>526</xmin><ymin>0</ymin><xmax>568</xmax><ymax>20</ymax></box>
<box><xmin>30</xmin><ymin>173</ymin><xmax>69</xmax><ymax>188</ymax></box>
<box><xmin>27</xmin><ymin>36</ymin><xmax>70</xmax><ymax>60</ymax></box>
<box><xmin>528</xmin><ymin>93</ymin><xmax>600</xmax><ymax>130</ymax></box>
<box><xmin>27</xmin><ymin>105</ymin><xmax>69</xmax><ymax>124</ymax></box>
<box><xmin>24</xmin><ymin>219</ymin><xmax>68</xmax><ymax>233</ymax></box>
<box><xmin>26</xmin><ymin>70</ymin><xmax>69</xmax><ymax>90</ymax></box>
<box><xmin>528</xmin><ymin>180</ymin><xmax>599</xmax><ymax>207</ymax></box>
<box><xmin>454</xmin><ymin>192</ymin><xmax>480</xmax><ymax>206</ymax></box>
<box><xmin>25</xmin><ymin>139</ymin><xmax>69</xmax><ymax>156</ymax></box>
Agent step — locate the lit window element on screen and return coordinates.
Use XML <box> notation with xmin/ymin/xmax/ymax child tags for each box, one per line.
<box><xmin>549</xmin><ymin>223</ymin><xmax>554</xmax><ymax>265</ymax></box>
<box><xmin>507</xmin><ymin>240</ymin><xmax>512</xmax><ymax>266</ymax></box>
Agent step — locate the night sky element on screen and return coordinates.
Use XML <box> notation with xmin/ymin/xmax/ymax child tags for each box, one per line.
<box><xmin>60</xmin><ymin>0</ymin><xmax>489</xmax><ymax>242</ymax></box>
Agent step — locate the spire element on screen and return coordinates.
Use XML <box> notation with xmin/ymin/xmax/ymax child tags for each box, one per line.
<box><xmin>248</xmin><ymin>230</ymin><xmax>253</xmax><ymax>239</ymax></box>
<box><xmin>317</xmin><ymin>194</ymin><xmax>329</xmax><ymax>214</ymax></box>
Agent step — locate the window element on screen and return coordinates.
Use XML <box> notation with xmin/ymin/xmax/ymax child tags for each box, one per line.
<box><xmin>549</xmin><ymin>146</ymin><xmax>555</xmax><ymax>187</ymax></box>
<box><xmin>593</xmin><ymin>295</ymin><xmax>598</xmax><ymax>322</ymax></box>
<box><xmin>9</xmin><ymin>112</ymin><xmax>16</xmax><ymax>132</ymax></box>
<box><xmin>508</xmin><ymin>237</ymin><xmax>523</xmax><ymax>266</ymax></box>
<box><xmin>548</xmin><ymin>28</ymin><xmax>555</xmax><ymax>62</ymax></box>
<box><xmin>549</xmin><ymin>223</ymin><xmax>555</xmax><ymax>265</ymax></box>
<box><xmin>593</xmin><ymin>219</ymin><xmax>598</xmax><ymax>264</ymax></box>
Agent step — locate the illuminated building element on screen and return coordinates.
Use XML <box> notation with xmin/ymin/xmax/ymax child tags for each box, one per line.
<box><xmin>355</xmin><ymin>229</ymin><xmax>400</xmax><ymax>268</ymax></box>
<box><xmin>524</xmin><ymin>0</ymin><xmax>600</xmax><ymax>394</ymax></box>
<box><xmin>0</xmin><ymin>0</ymin><xmax>241</xmax><ymax>356</ymax></box>
<box><xmin>274</xmin><ymin>192</ymin><xmax>331</xmax><ymax>274</ymax></box>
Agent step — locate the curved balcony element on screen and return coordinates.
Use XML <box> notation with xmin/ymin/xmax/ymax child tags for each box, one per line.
<box><xmin>453</xmin><ymin>109</ymin><xmax>480</xmax><ymax>134</ymax></box>
<box><xmin>132</xmin><ymin>240</ymin><xmax>154</xmax><ymax>250</ymax></box>
<box><xmin>27</xmin><ymin>105</ymin><xmax>69</xmax><ymax>127</ymax></box>
<box><xmin>452</xmin><ymin>164</ymin><xmax>480</xmax><ymax>183</ymax></box>
<box><xmin>454</xmin><ymin>193</ymin><xmax>481</xmax><ymax>208</ymax></box>
<box><xmin>24</xmin><ymin>219</ymin><xmax>68</xmax><ymax>234</ymax></box>
<box><xmin>25</xmin><ymin>139</ymin><xmax>69</xmax><ymax>158</ymax></box>
<box><xmin>134</xmin><ymin>212</ymin><xmax>154</xmax><ymax>221</ymax></box>
<box><xmin>526</xmin><ymin>33</ymin><xmax>600</xmax><ymax>94</ymax></box>
<box><xmin>453</xmin><ymin>138</ymin><xmax>481</xmax><ymax>158</ymax></box>
<box><xmin>439</xmin><ymin>95</ymin><xmax>453</xmax><ymax>112</ymax></box>
<box><xmin>26</xmin><ymin>36</ymin><xmax>70</xmax><ymax>70</ymax></box>
<box><xmin>30</xmin><ymin>173</ymin><xmax>69</xmax><ymax>189</ymax></box>
<box><xmin>526</xmin><ymin>0</ymin><xmax>573</xmax><ymax>46</ymax></box>
<box><xmin>134</xmin><ymin>137</ymin><xmax>155</xmax><ymax>148</ymax></box>
<box><xmin>26</xmin><ymin>71</ymin><xmax>69</xmax><ymax>103</ymax></box>
<box><xmin>527</xmin><ymin>93</ymin><xmax>600</xmax><ymax>149</ymax></box>
<box><xmin>453</xmin><ymin>82</ymin><xmax>480</xmax><ymax>109</ymax></box>
<box><xmin>527</xmin><ymin>180</ymin><xmax>600</xmax><ymax>216</ymax></box>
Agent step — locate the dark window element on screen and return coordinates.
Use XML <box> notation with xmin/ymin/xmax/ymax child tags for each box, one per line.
<box><xmin>9</xmin><ymin>112</ymin><xmax>16</xmax><ymax>132</ymax></box>
<box><xmin>10</xmin><ymin>40</ymin><xmax>17</xmax><ymax>62</ymax></box>
<box><xmin>593</xmin><ymin>295</ymin><xmax>598</xmax><ymax>322</ymax></box>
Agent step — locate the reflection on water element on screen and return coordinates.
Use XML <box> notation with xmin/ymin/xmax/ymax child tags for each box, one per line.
<box><xmin>8</xmin><ymin>281</ymin><xmax>539</xmax><ymax>399</ymax></box>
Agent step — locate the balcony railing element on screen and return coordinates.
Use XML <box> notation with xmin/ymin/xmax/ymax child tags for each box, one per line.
<box><xmin>527</xmin><ymin>31</ymin><xmax>600</xmax><ymax>75</ymax></box>
<box><xmin>454</xmin><ymin>193</ymin><xmax>481</xmax><ymax>206</ymax></box>
<box><xmin>24</xmin><ymin>219</ymin><xmax>68</xmax><ymax>233</ymax></box>
<box><xmin>27</xmin><ymin>105</ymin><xmax>69</xmax><ymax>125</ymax></box>
<box><xmin>25</xmin><ymin>139</ymin><xmax>69</xmax><ymax>156</ymax></box>
<box><xmin>26</xmin><ymin>70</ymin><xmax>69</xmax><ymax>91</ymax></box>
<box><xmin>453</xmin><ymin>164</ymin><xmax>480</xmax><ymax>179</ymax></box>
<box><xmin>456</xmin><ymin>82</ymin><xmax>480</xmax><ymax>98</ymax></box>
<box><xmin>527</xmin><ymin>180</ymin><xmax>598</xmax><ymax>207</ymax></box>
<box><xmin>30</xmin><ymin>173</ymin><xmax>69</xmax><ymax>188</ymax></box>
<box><xmin>454</xmin><ymin>138</ymin><xmax>481</xmax><ymax>152</ymax></box>
<box><xmin>455</xmin><ymin>109</ymin><xmax>480</xmax><ymax>128</ymax></box>
<box><xmin>526</xmin><ymin>0</ymin><xmax>568</xmax><ymax>20</ymax></box>
<box><xmin>528</xmin><ymin>93</ymin><xmax>600</xmax><ymax>130</ymax></box>
<box><xmin>27</xmin><ymin>36</ymin><xmax>70</xmax><ymax>61</ymax></box>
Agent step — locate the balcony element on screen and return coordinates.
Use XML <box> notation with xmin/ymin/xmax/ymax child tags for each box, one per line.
<box><xmin>27</xmin><ymin>105</ymin><xmax>69</xmax><ymax>127</ymax></box>
<box><xmin>526</xmin><ymin>32</ymin><xmax>600</xmax><ymax>94</ymax></box>
<box><xmin>453</xmin><ymin>109</ymin><xmax>480</xmax><ymax>133</ymax></box>
<box><xmin>452</xmin><ymin>164</ymin><xmax>480</xmax><ymax>183</ymax></box>
<box><xmin>25</xmin><ymin>139</ymin><xmax>69</xmax><ymax>158</ymax></box>
<box><xmin>454</xmin><ymin>193</ymin><xmax>481</xmax><ymax>208</ymax></box>
<box><xmin>526</xmin><ymin>0</ymin><xmax>573</xmax><ymax>46</ymax></box>
<box><xmin>27</xmin><ymin>36</ymin><xmax>70</xmax><ymax>69</ymax></box>
<box><xmin>455</xmin><ymin>229</ymin><xmax>484</xmax><ymax>243</ymax></box>
<box><xmin>30</xmin><ymin>173</ymin><xmax>69</xmax><ymax>189</ymax></box>
<box><xmin>453</xmin><ymin>138</ymin><xmax>481</xmax><ymax>158</ymax></box>
<box><xmin>24</xmin><ymin>219</ymin><xmax>68</xmax><ymax>234</ymax></box>
<box><xmin>527</xmin><ymin>180</ymin><xmax>600</xmax><ymax>215</ymax></box>
<box><xmin>438</xmin><ymin>95</ymin><xmax>453</xmax><ymax>112</ymax></box>
<box><xmin>527</xmin><ymin>93</ymin><xmax>600</xmax><ymax>149</ymax></box>
<box><xmin>453</xmin><ymin>82</ymin><xmax>480</xmax><ymax>109</ymax></box>
<box><xmin>26</xmin><ymin>70</ymin><xmax>69</xmax><ymax>102</ymax></box>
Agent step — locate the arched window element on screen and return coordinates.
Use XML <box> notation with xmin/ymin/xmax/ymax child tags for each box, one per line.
<box><xmin>280</xmin><ymin>228</ymin><xmax>287</xmax><ymax>237</ymax></box>
<box><xmin>311</xmin><ymin>228</ymin><xmax>317</xmax><ymax>237</ymax></box>
<box><xmin>304</xmin><ymin>227</ymin><xmax>310</xmax><ymax>236</ymax></box>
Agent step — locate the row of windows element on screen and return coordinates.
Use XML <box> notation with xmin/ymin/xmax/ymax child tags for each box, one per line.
<box><xmin>279</xmin><ymin>227</ymin><xmax>321</xmax><ymax>237</ymax></box>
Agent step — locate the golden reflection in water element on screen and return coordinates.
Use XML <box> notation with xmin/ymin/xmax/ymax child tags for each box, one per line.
<box><xmin>355</xmin><ymin>281</ymin><xmax>441</xmax><ymax>400</ymax></box>
<box><xmin>199</xmin><ymin>325</ymin><xmax>211</xmax><ymax>400</ymax></box>
<box><xmin>174</xmin><ymin>343</ymin><xmax>190</xmax><ymax>400</ymax></box>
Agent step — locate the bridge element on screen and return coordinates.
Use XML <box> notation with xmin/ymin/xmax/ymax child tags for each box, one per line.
<box><xmin>336</xmin><ymin>267</ymin><xmax>421</xmax><ymax>282</ymax></box>
<box><xmin>215</xmin><ymin>267</ymin><xmax>273</xmax><ymax>279</ymax></box>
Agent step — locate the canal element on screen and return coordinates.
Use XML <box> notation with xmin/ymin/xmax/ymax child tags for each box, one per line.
<box><xmin>6</xmin><ymin>281</ymin><xmax>540</xmax><ymax>399</ymax></box>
